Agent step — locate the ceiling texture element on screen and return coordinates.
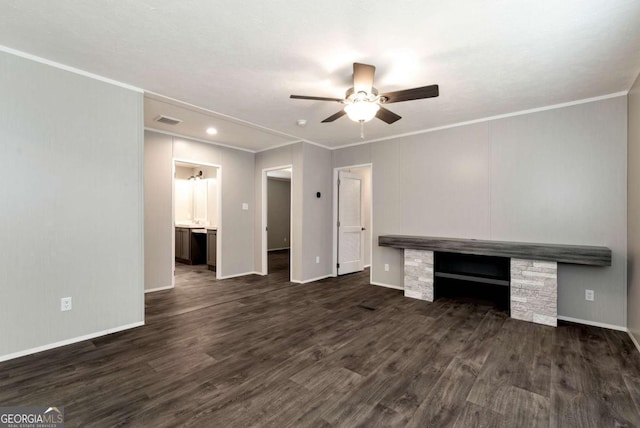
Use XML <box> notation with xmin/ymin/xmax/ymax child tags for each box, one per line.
<box><xmin>2</xmin><ymin>0</ymin><xmax>640</xmax><ymax>152</ymax></box>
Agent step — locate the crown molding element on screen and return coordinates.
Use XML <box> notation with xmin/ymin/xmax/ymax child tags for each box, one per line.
<box><xmin>0</xmin><ymin>45</ymin><xmax>143</xmax><ymax>93</ymax></box>
<box><xmin>144</xmin><ymin>127</ymin><xmax>256</xmax><ymax>153</ymax></box>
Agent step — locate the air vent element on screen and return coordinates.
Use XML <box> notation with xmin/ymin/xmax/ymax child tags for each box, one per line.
<box><xmin>154</xmin><ymin>115</ymin><xmax>183</xmax><ymax>126</ymax></box>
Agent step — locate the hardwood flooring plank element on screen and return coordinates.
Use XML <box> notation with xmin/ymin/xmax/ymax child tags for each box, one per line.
<box><xmin>466</xmin><ymin>318</ymin><xmax>554</xmax><ymax>414</ymax></box>
<box><xmin>550</xmin><ymin>324</ymin><xmax>640</xmax><ymax>428</ymax></box>
<box><xmin>623</xmin><ymin>375</ymin><xmax>640</xmax><ymax>418</ymax></box>
<box><xmin>1</xmin><ymin>257</ymin><xmax>639</xmax><ymax>427</ymax></box>
<box><xmin>405</xmin><ymin>357</ymin><xmax>479</xmax><ymax>428</ymax></box>
<box><xmin>451</xmin><ymin>402</ymin><xmax>504</xmax><ymax>428</ymax></box>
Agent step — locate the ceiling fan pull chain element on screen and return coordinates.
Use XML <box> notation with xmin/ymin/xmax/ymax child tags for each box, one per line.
<box><xmin>360</xmin><ymin>120</ymin><xmax>365</xmax><ymax>139</ymax></box>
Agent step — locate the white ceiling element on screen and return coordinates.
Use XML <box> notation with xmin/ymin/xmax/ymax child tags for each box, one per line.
<box><xmin>145</xmin><ymin>94</ymin><xmax>296</xmax><ymax>152</ymax></box>
<box><xmin>2</xmin><ymin>1</ymin><xmax>640</xmax><ymax>151</ymax></box>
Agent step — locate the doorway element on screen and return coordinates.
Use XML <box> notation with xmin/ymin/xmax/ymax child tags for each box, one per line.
<box><xmin>262</xmin><ymin>165</ymin><xmax>293</xmax><ymax>280</ymax></box>
<box><xmin>333</xmin><ymin>164</ymin><xmax>372</xmax><ymax>278</ymax></box>
<box><xmin>172</xmin><ymin>159</ymin><xmax>221</xmax><ymax>284</ymax></box>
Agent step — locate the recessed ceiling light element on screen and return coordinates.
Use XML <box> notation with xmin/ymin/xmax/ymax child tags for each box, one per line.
<box><xmin>206</xmin><ymin>127</ymin><xmax>217</xmax><ymax>135</ymax></box>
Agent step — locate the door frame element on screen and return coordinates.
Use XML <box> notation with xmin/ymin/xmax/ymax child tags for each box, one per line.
<box><xmin>172</xmin><ymin>158</ymin><xmax>222</xmax><ymax>284</ymax></box>
<box><xmin>261</xmin><ymin>164</ymin><xmax>294</xmax><ymax>281</ymax></box>
<box><xmin>332</xmin><ymin>163</ymin><xmax>373</xmax><ymax>282</ymax></box>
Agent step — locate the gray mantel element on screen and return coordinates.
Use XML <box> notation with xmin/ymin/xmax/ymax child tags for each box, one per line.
<box><xmin>378</xmin><ymin>235</ymin><xmax>611</xmax><ymax>266</ymax></box>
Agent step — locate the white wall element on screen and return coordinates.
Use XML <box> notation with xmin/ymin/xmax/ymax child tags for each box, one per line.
<box><xmin>628</xmin><ymin>73</ymin><xmax>640</xmax><ymax>345</ymax></box>
<box><xmin>174</xmin><ymin>167</ymin><xmax>194</xmax><ymax>223</ymax></box>
<box><xmin>334</xmin><ymin>96</ymin><xmax>628</xmax><ymax>327</ymax></box>
<box><xmin>336</xmin><ymin>166</ymin><xmax>372</xmax><ymax>267</ymax></box>
<box><xmin>144</xmin><ymin>130</ymin><xmax>255</xmax><ymax>288</ymax></box>
<box><xmin>207</xmin><ymin>176</ymin><xmax>218</xmax><ymax>226</ymax></box>
<box><xmin>0</xmin><ymin>50</ymin><xmax>144</xmax><ymax>360</ymax></box>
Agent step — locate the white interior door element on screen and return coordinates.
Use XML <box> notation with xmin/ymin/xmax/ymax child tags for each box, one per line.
<box><xmin>338</xmin><ymin>171</ymin><xmax>364</xmax><ymax>275</ymax></box>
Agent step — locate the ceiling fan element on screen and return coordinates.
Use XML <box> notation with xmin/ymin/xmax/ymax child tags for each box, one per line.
<box><xmin>290</xmin><ymin>63</ymin><xmax>439</xmax><ymax>126</ymax></box>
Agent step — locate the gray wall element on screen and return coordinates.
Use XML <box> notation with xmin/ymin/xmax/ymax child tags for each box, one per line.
<box><xmin>144</xmin><ymin>132</ymin><xmax>173</xmax><ymax>291</ymax></box>
<box><xmin>302</xmin><ymin>143</ymin><xmax>334</xmax><ymax>281</ymax></box>
<box><xmin>254</xmin><ymin>143</ymin><xmax>302</xmax><ymax>280</ymax></box>
<box><xmin>334</xmin><ymin>96</ymin><xmax>628</xmax><ymax>327</ymax></box>
<box><xmin>254</xmin><ymin>142</ymin><xmax>333</xmax><ymax>282</ymax></box>
<box><xmin>628</xmin><ymin>73</ymin><xmax>640</xmax><ymax>344</ymax></box>
<box><xmin>267</xmin><ymin>178</ymin><xmax>291</xmax><ymax>250</ymax></box>
<box><xmin>0</xmin><ymin>51</ymin><xmax>144</xmax><ymax>360</ymax></box>
<box><xmin>144</xmin><ymin>130</ymin><xmax>255</xmax><ymax>287</ymax></box>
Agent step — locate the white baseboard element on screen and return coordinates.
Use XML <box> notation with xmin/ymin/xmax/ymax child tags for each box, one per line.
<box><xmin>298</xmin><ymin>274</ymin><xmax>332</xmax><ymax>284</ymax></box>
<box><xmin>557</xmin><ymin>316</ymin><xmax>627</xmax><ymax>332</ymax></box>
<box><xmin>0</xmin><ymin>321</ymin><xmax>145</xmax><ymax>363</ymax></box>
<box><xmin>628</xmin><ymin>331</ymin><xmax>640</xmax><ymax>354</ymax></box>
<box><xmin>268</xmin><ymin>247</ymin><xmax>290</xmax><ymax>252</ymax></box>
<box><xmin>370</xmin><ymin>281</ymin><xmax>403</xmax><ymax>291</ymax></box>
<box><xmin>218</xmin><ymin>271</ymin><xmax>261</xmax><ymax>280</ymax></box>
<box><xmin>364</xmin><ymin>264</ymin><xmax>371</xmax><ymax>268</ymax></box>
<box><xmin>145</xmin><ymin>285</ymin><xmax>174</xmax><ymax>293</ymax></box>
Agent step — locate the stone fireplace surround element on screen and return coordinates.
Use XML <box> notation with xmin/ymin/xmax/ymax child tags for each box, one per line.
<box><xmin>380</xmin><ymin>236</ymin><xmax>611</xmax><ymax>327</ymax></box>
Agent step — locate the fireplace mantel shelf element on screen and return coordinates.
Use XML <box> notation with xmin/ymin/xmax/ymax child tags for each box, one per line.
<box><xmin>378</xmin><ymin>235</ymin><xmax>611</xmax><ymax>267</ymax></box>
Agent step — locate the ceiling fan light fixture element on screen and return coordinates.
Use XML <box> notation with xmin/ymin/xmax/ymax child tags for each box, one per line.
<box><xmin>344</xmin><ymin>101</ymin><xmax>379</xmax><ymax>122</ymax></box>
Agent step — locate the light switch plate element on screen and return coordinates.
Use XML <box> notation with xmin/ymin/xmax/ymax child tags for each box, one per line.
<box><xmin>242</xmin><ymin>203</ymin><xmax>249</xmax><ymax>210</ymax></box>
<box><xmin>61</xmin><ymin>297</ymin><xmax>72</xmax><ymax>311</ymax></box>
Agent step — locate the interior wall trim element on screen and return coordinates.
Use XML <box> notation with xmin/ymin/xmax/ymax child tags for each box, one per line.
<box><xmin>254</xmin><ymin>138</ymin><xmax>331</xmax><ymax>153</ymax></box>
<box><xmin>298</xmin><ymin>274</ymin><xmax>332</xmax><ymax>284</ymax></box>
<box><xmin>332</xmin><ymin>91</ymin><xmax>629</xmax><ymax>150</ymax></box>
<box><xmin>370</xmin><ymin>281</ymin><xmax>403</xmax><ymax>290</ymax></box>
<box><xmin>0</xmin><ymin>321</ymin><xmax>145</xmax><ymax>363</ymax></box>
<box><xmin>0</xmin><ymin>45</ymin><xmax>143</xmax><ymax>93</ymax></box>
<box><xmin>557</xmin><ymin>315</ymin><xmax>626</xmax><ymax>332</ymax></box>
<box><xmin>144</xmin><ymin>285</ymin><xmax>174</xmax><ymax>294</ymax></box>
<box><xmin>217</xmin><ymin>271</ymin><xmax>262</xmax><ymax>280</ymax></box>
<box><xmin>145</xmin><ymin>127</ymin><xmax>256</xmax><ymax>153</ymax></box>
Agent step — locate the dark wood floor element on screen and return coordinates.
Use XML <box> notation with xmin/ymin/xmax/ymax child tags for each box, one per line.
<box><xmin>1</xmin><ymin>253</ymin><xmax>640</xmax><ymax>427</ymax></box>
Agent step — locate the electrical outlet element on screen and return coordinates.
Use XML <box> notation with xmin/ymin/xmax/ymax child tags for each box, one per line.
<box><xmin>384</xmin><ymin>264</ymin><xmax>389</xmax><ymax>272</ymax></box>
<box><xmin>61</xmin><ymin>297</ymin><xmax>72</xmax><ymax>312</ymax></box>
<box><xmin>316</xmin><ymin>256</ymin><xmax>320</xmax><ymax>264</ymax></box>
<box><xmin>585</xmin><ymin>289</ymin><xmax>594</xmax><ymax>301</ymax></box>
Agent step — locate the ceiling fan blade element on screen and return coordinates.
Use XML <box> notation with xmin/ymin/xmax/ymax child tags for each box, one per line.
<box><xmin>290</xmin><ymin>95</ymin><xmax>344</xmax><ymax>102</ymax></box>
<box><xmin>376</xmin><ymin>106</ymin><xmax>402</xmax><ymax>124</ymax></box>
<box><xmin>380</xmin><ymin>85</ymin><xmax>439</xmax><ymax>103</ymax></box>
<box><xmin>321</xmin><ymin>110</ymin><xmax>347</xmax><ymax>123</ymax></box>
<box><xmin>353</xmin><ymin>63</ymin><xmax>376</xmax><ymax>94</ymax></box>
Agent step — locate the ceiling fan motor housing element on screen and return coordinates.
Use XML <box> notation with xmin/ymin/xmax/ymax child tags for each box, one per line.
<box><xmin>289</xmin><ymin>62</ymin><xmax>439</xmax><ymax>124</ymax></box>
<box><xmin>345</xmin><ymin>87</ymin><xmax>379</xmax><ymax>103</ymax></box>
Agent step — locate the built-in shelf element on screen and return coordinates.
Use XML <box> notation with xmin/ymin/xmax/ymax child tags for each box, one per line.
<box><xmin>434</xmin><ymin>272</ymin><xmax>510</xmax><ymax>287</ymax></box>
